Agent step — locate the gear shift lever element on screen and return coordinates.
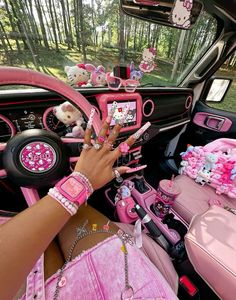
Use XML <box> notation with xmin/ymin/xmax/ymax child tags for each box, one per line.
<box><xmin>132</xmin><ymin>164</ymin><xmax>149</xmax><ymax>193</ymax></box>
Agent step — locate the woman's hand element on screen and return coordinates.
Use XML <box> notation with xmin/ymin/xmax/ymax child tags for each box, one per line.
<box><xmin>74</xmin><ymin>106</ymin><xmax>150</xmax><ymax>191</ymax></box>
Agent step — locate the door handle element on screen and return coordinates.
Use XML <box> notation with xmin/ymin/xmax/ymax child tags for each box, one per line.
<box><xmin>204</xmin><ymin>116</ymin><xmax>225</xmax><ymax>130</ymax></box>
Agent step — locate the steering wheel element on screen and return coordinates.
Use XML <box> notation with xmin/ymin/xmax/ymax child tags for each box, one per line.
<box><xmin>0</xmin><ymin>67</ymin><xmax>102</xmax><ymax>206</ymax></box>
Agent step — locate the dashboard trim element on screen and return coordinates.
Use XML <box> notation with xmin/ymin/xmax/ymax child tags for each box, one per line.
<box><xmin>159</xmin><ymin>119</ymin><xmax>191</xmax><ymax>132</ymax></box>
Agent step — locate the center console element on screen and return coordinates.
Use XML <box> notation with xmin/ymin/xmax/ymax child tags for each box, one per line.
<box><xmin>96</xmin><ymin>93</ymin><xmax>151</xmax><ymax>166</ymax></box>
<box><xmin>105</xmin><ymin>171</ymin><xmax>188</xmax><ymax>248</ymax></box>
<box><xmin>98</xmin><ymin>92</ymin><xmax>188</xmax><ymax>253</ymax></box>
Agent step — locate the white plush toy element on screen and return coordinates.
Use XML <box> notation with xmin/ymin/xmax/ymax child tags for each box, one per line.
<box><xmin>64</xmin><ymin>64</ymin><xmax>93</xmax><ymax>87</ymax></box>
<box><xmin>53</xmin><ymin>101</ymin><xmax>85</xmax><ymax>138</ymax></box>
<box><xmin>170</xmin><ymin>0</ymin><xmax>193</xmax><ymax>29</ymax></box>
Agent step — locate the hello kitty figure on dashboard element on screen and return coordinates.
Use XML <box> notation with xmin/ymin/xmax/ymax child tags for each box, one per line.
<box><xmin>64</xmin><ymin>64</ymin><xmax>91</xmax><ymax>87</ymax></box>
<box><xmin>53</xmin><ymin>101</ymin><xmax>85</xmax><ymax>138</ymax></box>
<box><xmin>139</xmin><ymin>48</ymin><xmax>157</xmax><ymax>73</ymax></box>
<box><xmin>170</xmin><ymin>0</ymin><xmax>193</xmax><ymax>29</ymax></box>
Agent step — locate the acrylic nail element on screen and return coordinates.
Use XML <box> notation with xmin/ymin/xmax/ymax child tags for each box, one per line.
<box><xmin>126</xmin><ymin>165</ymin><xmax>147</xmax><ymax>173</ymax></box>
<box><xmin>106</xmin><ymin>101</ymin><xmax>117</xmax><ymax>125</ymax></box>
<box><xmin>132</xmin><ymin>122</ymin><xmax>151</xmax><ymax>140</ymax></box>
<box><xmin>87</xmin><ymin>108</ymin><xmax>95</xmax><ymax>129</ymax></box>
<box><xmin>117</xmin><ymin>104</ymin><xmax>130</xmax><ymax>126</ymax></box>
<box><xmin>108</xmin><ymin>101</ymin><xmax>118</xmax><ymax>117</ymax></box>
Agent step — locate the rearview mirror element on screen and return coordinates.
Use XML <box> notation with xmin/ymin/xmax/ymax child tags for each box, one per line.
<box><xmin>121</xmin><ymin>0</ymin><xmax>203</xmax><ymax>29</ymax></box>
<box><xmin>206</xmin><ymin>78</ymin><xmax>232</xmax><ymax>102</ymax></box>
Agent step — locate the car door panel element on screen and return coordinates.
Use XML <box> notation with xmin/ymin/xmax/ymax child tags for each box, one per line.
<box><xmin>175</xmin><ymin>101</ymin><xmax>236</xmax><ymax>160</ymax></box>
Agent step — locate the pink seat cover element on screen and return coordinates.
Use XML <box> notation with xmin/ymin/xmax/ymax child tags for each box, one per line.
<box><xmin>172</xmin><ymin>175</ymin><xmax>236</xmax><ymax>223</ymax></box>
<box><xmin>185</xmin><ymin>205</ymin><xmax>236</xmax><ymax>300</ymax></box>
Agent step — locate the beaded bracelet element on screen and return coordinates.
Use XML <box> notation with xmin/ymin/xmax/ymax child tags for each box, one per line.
<box><xmin>48</xmin><ymin>187</ymin><xmax>79</xmax><ymax>216</ymax></box>
<box><xmin>72</xmin><ymin>171</ymin><xmax>94</xmax><ymax>196</ymax></box>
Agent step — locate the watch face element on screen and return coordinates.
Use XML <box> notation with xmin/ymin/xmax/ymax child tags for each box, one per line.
<box><xmin>61</xmin><ymin>177</ymin><xmax>84</xmax><ymax>198</ymax></box>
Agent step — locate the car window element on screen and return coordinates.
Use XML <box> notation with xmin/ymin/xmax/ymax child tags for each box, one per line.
<box><xmin>0</xmin><ymin>1</ymin><xmax>217</xmax><ymax>88</ymax></box>
<box><xmin>206</xmin><ymin>52</ymin><xmax>236</xmax><ymax>112</ymax></box>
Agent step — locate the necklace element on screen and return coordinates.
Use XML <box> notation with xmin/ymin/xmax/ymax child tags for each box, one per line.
<box><xmin>53</xmin><ymin>220</ymin><xmax>134</xmax><ymax>300</ymax></box>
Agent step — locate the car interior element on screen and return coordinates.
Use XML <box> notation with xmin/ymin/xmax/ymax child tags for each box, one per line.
<box><xmin>0</xmin><ymin>0</ymin><xmax>236</xmax><ymax>299</ymax></box>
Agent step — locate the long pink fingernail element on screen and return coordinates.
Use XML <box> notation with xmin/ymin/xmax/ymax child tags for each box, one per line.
<box><xmin>132</xmin><ymin>122</ymin><xmax>151</xmax><ymax>140</ymax></box>
<box><xmin>117</xmin><ymin>104</ymin><xmax>130</xmax><ymax>126</ymax></box>
<box><xmin>126</xmin><ymin>165</ymin><xmax>147</xmax><ymax>173</ymax></box>
<box><xmin>108</xmin><ymin>101</ymin><xmax>117</xmax><ymax>117</ymax></box>
<box><xmin>87</xmin><ymin>108</ymin><xmax>95</xmax><ymax>129</ymax></box>
<box><xmin>106</xmin><ymin>101</ymin><xmax>117</xmax><ymax>124</ymax></box>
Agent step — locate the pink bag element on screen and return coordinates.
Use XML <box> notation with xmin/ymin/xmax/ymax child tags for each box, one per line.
<box><xmin>179</xmin><ymin>138</ymin><xmax>236</xmax><ymax>198</ymax></box>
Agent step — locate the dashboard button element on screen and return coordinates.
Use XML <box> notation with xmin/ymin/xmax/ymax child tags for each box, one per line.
<box><xmin>143</xmin><ymin>132</ymin><xmax>150</xmax><ymax>141</ymax></box>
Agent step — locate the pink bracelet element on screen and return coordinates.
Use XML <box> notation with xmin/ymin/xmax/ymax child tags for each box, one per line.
<box><xmin>48</xmin><ymin>187</ymin><xmax>79</xmax><ymax>216</ymax></box>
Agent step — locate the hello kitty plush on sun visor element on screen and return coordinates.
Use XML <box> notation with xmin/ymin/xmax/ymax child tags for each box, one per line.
<box><xmin>53</xmin><ymin>101</ymin><xmax>85</xmax><ymax>138</ymax></box>
<box><xmin>170</xmin><ymin>0</ymin><xmax>193</xmax><ymax>29</ymax></box>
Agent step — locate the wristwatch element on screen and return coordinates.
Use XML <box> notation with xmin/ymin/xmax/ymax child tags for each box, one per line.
<box><xmin>56</xmin><ymin>175</ymin><xmax>87</xmax><ymax>206</ymax></box>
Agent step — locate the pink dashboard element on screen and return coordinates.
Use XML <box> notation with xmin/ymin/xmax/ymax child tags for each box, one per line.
<box><xmin>0</xmin><ymin>89</ymin><xmax>192</xmax><ymax>145</ymax></box>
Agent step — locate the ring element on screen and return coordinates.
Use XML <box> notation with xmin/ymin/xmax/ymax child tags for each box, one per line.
<box><xmin>97</xmin><ymin>136</ymin><xmax>106</xmax><ymax>143</ymax></box>
<box><xmin>112</xmin><ymin>169</ymin><xmax>123</xmax><ymax>182</ymax></box>
<box><xmin>94</xmin><ymin>143</ymin><xmax>102</xmax><ymax>150</ymax></box>
<box><xmin>119</xmin><ymin>142</ymin><xmax>130</xmax><ymax>155</ymax></box>
<box><xmin>104</xmin><ymin>140</ymin><xmax>114</xmax><ymax>150</ymax></box>
<box><xmin>82</xmin><ymin>143</ymin><xmax>91</xmax><ymax>150</ymax></box>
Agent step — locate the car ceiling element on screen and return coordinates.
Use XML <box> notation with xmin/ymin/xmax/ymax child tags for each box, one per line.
<box><xmin>204</xmin><ymin>0</ymin><xmax>236</xmax><ymax>23</ymax></box>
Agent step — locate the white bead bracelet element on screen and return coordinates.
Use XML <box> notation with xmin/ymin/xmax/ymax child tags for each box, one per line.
<box><xmin>48</xmin><ymin>187</ymin><xmax>79</xmax><ymax>216</ymax></box>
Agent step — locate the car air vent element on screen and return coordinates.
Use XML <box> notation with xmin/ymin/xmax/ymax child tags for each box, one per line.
<box><xmin>142</xmin><ymin>99</ymin><xmax>155</xmax><ymax>117</ymax></box>
<box><xmin>185</xmin><ymin>95</ymin><xmax>193</xmax><ymax>109</ymax></box>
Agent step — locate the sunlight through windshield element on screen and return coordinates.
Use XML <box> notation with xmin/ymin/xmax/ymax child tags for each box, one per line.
<box><xmin>0</xmin><ymin>0</ymin><xmax>217</xmax><ymax>87</ymax></box>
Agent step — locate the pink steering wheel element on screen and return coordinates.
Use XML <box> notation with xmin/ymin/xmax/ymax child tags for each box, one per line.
<box><xmin>0</xmin><ymin>67</ymin><xmax>102</xmax><ymax>206</ymax></box>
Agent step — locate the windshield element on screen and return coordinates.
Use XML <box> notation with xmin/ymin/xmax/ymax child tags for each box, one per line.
<box><xmin>0</xmin><ymin>1</ymin><xmax>217</xmax><ymax>87</ymax></box>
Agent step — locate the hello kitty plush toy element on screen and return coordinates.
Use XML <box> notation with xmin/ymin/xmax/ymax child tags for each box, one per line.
<box><xmin>53</xmin><ymin>101</ymin><xmax>85</xmax><ymax>138</ymax></box>
<box><xmin>139</xmin><ymin>48</ymin><xmax>157</xmax><ymax>73</ymax></box>
<box><xmin>170</xmin><ymin>0</ymin><xmax>193</xmax><ymax>29</ymax></box>
<box><xmin>64</xmin><ymin>64</ymin><xmax>92</xmax><ymax>87</ymax></box>
<box><xmin>85</xmin><ymin>64</ymin><xmax>107</xmax><ymax>87</ymax></box>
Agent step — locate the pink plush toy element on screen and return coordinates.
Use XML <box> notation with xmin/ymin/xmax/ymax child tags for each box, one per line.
<box><xmin>179</xmin><ymin>139</ymin><xmax>236</xmax><ymax>199</ymax></box>
<box><xmin>53</xmin><ymin>101</ymin><xmax>85</xmax><ymax>138</ymax></box>
<box><xmin>85</xmin><ymin>65</ymin><xmax>107</xmax><ymax>87</ymax></box>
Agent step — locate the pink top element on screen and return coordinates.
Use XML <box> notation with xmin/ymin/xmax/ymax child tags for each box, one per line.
<box><xmin>20</xmin><ymin>236</ymin><xmax>178</xmax><ymax>300</ymax></box>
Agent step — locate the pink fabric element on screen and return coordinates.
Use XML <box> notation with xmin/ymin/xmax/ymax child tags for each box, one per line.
<box><xmin>116</xmin><ymin>223</ymin><xmax>179</xmax><ymax>294</ymax></box>
<box><xmin>20</xmin><ymin>236</ymin><xmax>178</xmax><ymax>300</ymax></box>
<box><xmin>185</xmin><ymin>205</ymin><xmax>236</xmax><ymax>300</ymax></box>
<box><xmin>172</xmin><ymin>175</ymin><xmax>236</xmax><ymax>223</ymax></box>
